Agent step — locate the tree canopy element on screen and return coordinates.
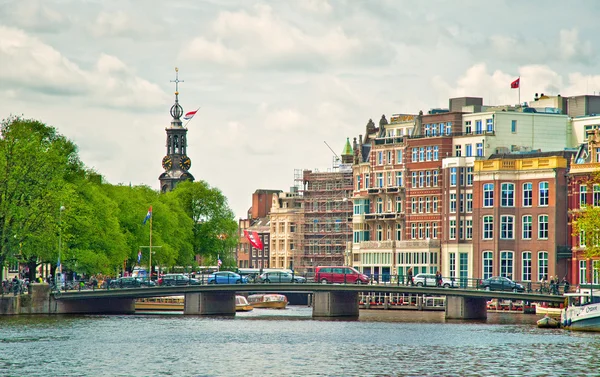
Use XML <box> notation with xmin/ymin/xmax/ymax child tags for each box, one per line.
<box><xmin>0</xmin><ymin>117</ymin><xmax>238</xmax><ymax>281</ymax></box>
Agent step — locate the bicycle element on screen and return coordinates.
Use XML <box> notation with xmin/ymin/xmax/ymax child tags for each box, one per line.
<box><xmin>50</xmin><ymin>283</ymin><xmax>62</xmax><ymax>298</ymax></box>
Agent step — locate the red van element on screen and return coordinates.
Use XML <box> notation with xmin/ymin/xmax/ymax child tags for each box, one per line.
<box><xmin>314</xmin><ymin>266</ymin><xmax>369</xmax><ymax>284</ymax></box>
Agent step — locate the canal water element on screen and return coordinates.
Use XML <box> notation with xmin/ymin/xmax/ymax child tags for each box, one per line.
<box><xmin>1</xmin><ymin>307</ymin><xmax>599</xmax><ymax>377</ymax></box>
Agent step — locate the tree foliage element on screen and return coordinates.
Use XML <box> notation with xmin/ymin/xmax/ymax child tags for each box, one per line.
<box><xmin>0</xmin><ymin>117</ymin><xmax>239</xmax><ymax>280</ymax></box>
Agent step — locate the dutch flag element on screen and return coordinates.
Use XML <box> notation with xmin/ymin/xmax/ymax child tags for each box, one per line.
<box><xmin>143</xmin><ymin>206</ymin><xmax>152</xmax><ymax>225</ymax></box>
<box><xmin>183</xmin><ymin>108</ymin><xmax>199</xmax><ymax>121</ymax></box>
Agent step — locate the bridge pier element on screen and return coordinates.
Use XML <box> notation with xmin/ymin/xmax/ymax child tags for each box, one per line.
<box><xmin>312</xmin><ymin>291</ymin><xmax>359</xmax><ymax>318</ymax></box>
<box><xmin>445</xmin><ymin>296</ymin><xmax>487</xmax><ymax>320</ymax></box>
<box><xmin>184</xmin><ymin>292</ymin><xmax>236</xmax><ymax>316</ymax></box>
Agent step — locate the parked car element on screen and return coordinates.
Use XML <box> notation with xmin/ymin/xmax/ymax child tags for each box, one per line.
<box><xmin>479</xmin><ymin>276</ymin><xmax>524</xmax><ymax>292</ymax></box>
<box><xmin>413</xmin><ymin>273</ymin><xmax>458</xmax><ymax>288</ymax></box>
<box><xmin>110</xmin><ymin>277</ymin><xmax>143</xmax><ymax>288</ymax></box>
<box><xmin>256</xmin><ymin>271</ymin><xmax>306</xmax><ymax>283</ymax></box>
<box><xmin>159</xmin><ymin>274</ymin><xmax>200</xmax><ymax>286</ymax></box>
<box><xmin>314</xmin><ymin>266</ymin><xmax>369</xmax><ymax>284</ymax></box>
<box><xmin>207</xmin><ymin>271</ymin><xmax>248</xmax><ymax>284</ymax></box>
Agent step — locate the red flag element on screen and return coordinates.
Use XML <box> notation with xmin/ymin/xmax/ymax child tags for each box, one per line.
<box><xmin>510</xmin><ymin>78</ymin><xmax>520</xmax><ymax>89</ymax></box>
<box><xmin>244</xmin><ymin>230</ymin><xmax>263</xmax><ymax>250</ymax></box>
<box><xmin>252</xmin><ymin>231</ymin><xmax>264</xmax><ymax>250</ymax></box>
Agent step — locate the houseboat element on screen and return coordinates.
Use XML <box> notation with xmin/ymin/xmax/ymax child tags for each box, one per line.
<box><xmin>248</xmin><ymin>294</ymin><xmax>288</xmax><ymax>309</ymax></box>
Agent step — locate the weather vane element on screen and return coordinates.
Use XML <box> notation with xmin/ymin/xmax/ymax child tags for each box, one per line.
<box><xmin>170</xmin><ymin>67</ymin><xmax>184</xmax><ymax>95</ymax></box>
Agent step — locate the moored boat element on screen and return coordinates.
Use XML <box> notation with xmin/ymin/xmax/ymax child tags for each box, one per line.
<box><xmin>534</xmin><ymin>302</ymin><xmax>563</xmax><ymax>316</ymax></box>
<box><xmin>561</xmin><ymin>289</ymin><xmax>600</xmax><ymax>332</ymax></box>
<box><xmin>236</xmin><ymin>295</ymin><xmax>254</xmax><ymax>311</ymax></box>
<box><xmin>248</xmin><ymin>294</ymin><xmax>288</xmax><ymax>309</ymax></box>
<box><xmin>537</xmin><ymin>314</ymin><xmax>560</xmax><ymax>328</ymax></box>
<box><xmin>135</xmin><ymin>296</ymin><xmax>184</xmax><ymax>311</ymax></box>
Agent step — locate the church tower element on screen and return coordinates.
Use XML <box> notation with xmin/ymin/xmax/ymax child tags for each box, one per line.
<box><xmin>159</xmin><ymin>68</ymin><xmax>194</xmax><ymax>193</ymax></box>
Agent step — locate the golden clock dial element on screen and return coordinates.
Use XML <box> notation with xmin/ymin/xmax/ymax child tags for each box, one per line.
<box><xmin>162</xmin><ymin>156</ymin><xmax>172</xmax><ymax>170</ymax></box>
<box><xmin>179</xmin><ymin>155</ymin><xmax>191</xmax><ymax>171</ymax></box>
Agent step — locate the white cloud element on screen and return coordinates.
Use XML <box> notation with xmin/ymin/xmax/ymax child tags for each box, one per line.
<box><xmin>180</xmin><ymin>4</ymin><xmax>361</xmax><ymax>69</ymax></box>
<box><xmin>299</xmin><ymin>0</ymin><xmax>332</xmax><ymax>14</ymax></box>
<box><xmin>559</xmin><ymin>28</ymin><xmax>593</xmax><ymax>62</ymax></box>
<box><xmin>89</xmin><ymin>10</ymin><xmax>164</xmax><ymax>38</ymax></box>
<box><xmin>0</xmin><ymin>26</ymin><xmax>168</xmax><ymax>109</ymax></box>
<box><xmin>6</xmin><ymin>0</ymin><xmax>69</xmax><ymax>33</ymax></box>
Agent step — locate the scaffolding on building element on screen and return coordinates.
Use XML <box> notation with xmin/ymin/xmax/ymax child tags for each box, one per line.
<box><xmin>293</xmin><ymin>168</ymin><xmax>353</xmax><ymax>274</ymax></box>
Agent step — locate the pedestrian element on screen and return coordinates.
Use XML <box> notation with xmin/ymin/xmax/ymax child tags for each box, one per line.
<box><xmin>435</xmin><ymin>271</ymin><xmax>442</xmax><ymax>287</ymax></box>
<box><xmin>563</xmin><ymin>278</ymin><xmax>570</xmax><ymax>294</ymax></box>
<box><xmin>407</xmin><ymin>267</ymin><xmax>414</xmax><ymax>286</ymax></box>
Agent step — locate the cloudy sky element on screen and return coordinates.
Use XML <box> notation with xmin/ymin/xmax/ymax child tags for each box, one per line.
<box><xmin>1</xmin><ymin>0</ymin><xmax>600</xmax><ymax>218</ymax></box>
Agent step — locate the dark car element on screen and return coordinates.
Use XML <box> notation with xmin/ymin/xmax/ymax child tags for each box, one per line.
<box><xmin>480</xmin><ymin>276</ymin><xmax>524</xmax><ymax>292</ymax></box>
<box><xmin>256</xmin><ymin>271</ymin><xmax>306</xmax><ymax>284</ymax></box>
<box><xmin>159</xmin><ymin>274</ymin><xmax>200</xmax><ymax>286</ymax></box>
<box><xmin>207</xmin><ymin>271</ymin><xmax>248</xmax><ymax>284</ymax></box>
<box><xmin>110</xmin><ymin>277</ymin><xmax>144</xmax><ymax>288</ymax></box>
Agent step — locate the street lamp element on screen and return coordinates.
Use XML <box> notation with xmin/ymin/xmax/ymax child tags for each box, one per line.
<box><xmin>343</xmin><ymin>197</ymin><xmax>350</xmax><ymax>266</ymax></box>
<box><xmin>57</xmin><ymin>204</ymin><xmax>65</xmax><ymax>290</ymax></box>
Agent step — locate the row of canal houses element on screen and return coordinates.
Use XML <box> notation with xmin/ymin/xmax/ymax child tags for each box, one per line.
<box><xmin>350</xmin><ymin>95</ymin><xmax>600</xmax><ymax>287</ymax></box>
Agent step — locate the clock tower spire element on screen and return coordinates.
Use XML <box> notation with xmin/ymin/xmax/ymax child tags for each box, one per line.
<box><xmin>159</xmin><ymin>67</ymin><xmax>194</xmax><ymax>193</ymax></box>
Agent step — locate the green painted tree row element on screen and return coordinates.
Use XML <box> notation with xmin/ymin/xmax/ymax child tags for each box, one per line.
<box><xmin>0</xmin><ymin>117</ymin><xmax>237</xmax><ymax>281</ymax></box>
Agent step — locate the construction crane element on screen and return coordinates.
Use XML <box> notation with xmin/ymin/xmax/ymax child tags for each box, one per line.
<box><xmin>324</xmin><ymin>141</ymin><xmax>341</xmax><ymax>170</ymax></box>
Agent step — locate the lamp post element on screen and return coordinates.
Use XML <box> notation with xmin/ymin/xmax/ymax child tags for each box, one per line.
<box><xmin>58</xmin><ymin>204</ymin><xmax>65</xmax><ymax>290</ymax></box>
<box><xmin>343</xmin><ymin>197</ymin><xmax>350</xmax><ymax>266</ymax></box>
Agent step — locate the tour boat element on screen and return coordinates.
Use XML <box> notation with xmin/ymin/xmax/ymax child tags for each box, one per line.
<box><xmin>534</xmin><ymin>302</ymin><xmax>563</xmax><ymax>316</ymax></box>
<box><xmin>135</xmin><ymin>296</ymin><xmax>184</xmax><ymax>311</ymax></box>
<box><xmin>537</xmin><ymin>314</ymin><xmax>560</xmax><ymax>328</ymax></box>
<box><xmin>561</xmin><ymin>289</ymin><xmax>600</xmax><ymax>332</ymax></box>
<box><xmin>247</xmin><ymin>294</ymin><xmax>288</xmax><ymax>309</ymax></box>
<box><xmin>235</xmin><ymin>295</ymin><xmax>254</xmax><ymax>312</ymax></box>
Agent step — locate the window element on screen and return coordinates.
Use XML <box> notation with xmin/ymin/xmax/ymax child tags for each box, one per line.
<box><xmin>483</xmin><ymin>183</ymin><xmax>494</xmax><ymax>207</ymax></box>
<box><xmin>418</xmin><ymin>223</ymin><xmax>424</xmax><ymax>239</ymax></box>
<box><xmin>432</xmin><ymin>222</ymin><xmax>438</xmax><ymax>238</ymax></box>
<box><xmin>539</xmin><ymin>182</ymin><xmax>549</xmax><ymax>206</ymax></box>
<box><xmin>455</xmin><ymin>145</ymin><xmax>461</xmax><ymax>157</ymax></box>
<box><xmin>425</xmin><ymin>124</ymin><xmax>431</xmax><ymax>136</ymax></box>
<box><xmin>594</xmin><ymin>185</ymin><xmax>600</xmax><ymax>206</ymax></box>
<box><xmin>365</xmin><ymin>173</ymin><xmax>370</xmax><ymax>189</ymax></box>
<box><xmin>538</xmin><ymin>251</ymin><xmax>548</xmax><ymax>281</ymax></box>
<box><xmin>396</xmin><ymin>197</ymin><xmax>402</xmax><ymax>213</ymax></box>
<box><xmin>411</xmin><ymin>198</ymin><xmax>416</xmax><ymax>213</ymax></box>
<box><xmin>522</xmin><ymin>252</ymin><xmax>532</xmax><ymax>281</ymax></box>
<box><xmin>411</xmin><ymin>223</ymin><xmax>416</xmax><ymax>239</ymax></box>
<box><xmin>486</xmin><ymin>118</ymin><xmax>493</xmax><ymax>132</ymax></box>
<box><xmin>465</xmin><ymin>121</ymin><xmax>472</xmax><ymax>134</ymax></box>
<box><xmin>459</xmin><ymin>193</ymin><xmax>464</xmax><ymax>213</ymax></box>
<box><xmin>419</xmin><ymin>171</ymin><xmax>424</xmax><ymax>187</ymax></box>
<box><xmin>396</xmin><ymin>149</ymin><xmax>403</xmax><ymax>164</ymax></box>
<box><xmin>466</xmin><ymin>193</ymin><xmax>473</xmax><ymax>213</ymax></box>
<box><xmin>433</xmin><ymin>170</ymin><xmax>439</xmax><ymax>186</ymax></box>
<box><xmin>450</xmin><ymin>253</ymin><xmax>456</xmax><ymax>279</ymax></box>
<box><xmin>450</xmin><ymin>167</ymin><xmax>457</xmax><ymax>186</ymax></box>
<box><xmin>377</xmin><ymin>173</ymin><xmax>383</xmax><ymax>188</ymax></box>
<box><xmin>433</xmin><ymin>146</ymin><xmax>439</xmax><ymax>161</ymax></box>
<box><xmin>377</xmin><ymin>225</ymin><xmax>383</xmax><ymax>241</ymax></box>
<box><xmin>425</xmin><ymin>197</ymin><xmax>431</xmax><ymax>213</ymax></box>
<box><xmin>523</xmin><ymin>183</ymin><xmax>532</xmax><ymax>207</ymax></box>
<box><xmin>465</xmin><ymin>220</ymin><xmax>473</xmax><ymax>240</ymax></box>
<box><xmin>459</xmin><ymin>168</ymin><xmax>465</xmax><ymax>186</ymax></box>
<box><xmin>449</xmin><ymin>220</ymin><xmax>456</xmax><ymax>240</ymax></box>
<box><xmin>522</xmin><ymin>215</ymin><xmax>532</xmax><ymax>239</ymax></box>
<box><xmin>356</xmin><ymin>175</ymin><xmax>362</xmax><ymax>190</ymax></box>
<box><xmin>450</xmin><ymin>194</ymin><xmax>457</xmax><ymax>213</ymax></box>
<box><xmin>396</xmin><ymin>171</ymin><xmax>403</xmax><ymax>187</ymax></box>
<box><xmin>412</xmin><ymin>148</ymin><xmax>418</xmax><ymax>162</ymax></box>
<box><xmin>377</xmin><ymin>151</ymin><xmax>383</xmax><ymax>165</ymax></box>
<box><xmin>500</xmin><ymin>215</ymin><xmax>514</xmax><ymax>239</ymax></box>
<box><xmin>446</xmin><ymin>122</ymin><xmax>452</xmax><ymax>135</ymax></box>
<box><xmin>500</xmin><ymin>251</ymin><xmax>513</xmax><ymax>278</ymax></box>
<box><xmin>483</xmin><ymin>251</ymin><xmax>493</xmax><ymax>279</ymax></box>
<box><xmin>483</xmin><ymin>216</ymin><xmax>494</xmax><ymax>239</ymax></box>
<box><xmin>580</xmin><ymin>185</ymin><xmax>587</xmax><ymax>208</ymax></box>
<box><xmin>501</xmin><ymin>183</ymin><xmax>515</xmax><ymax>207</ymax></box>
<box><xmin>418</xmin><ymin>197</ymin><xmax>424</xmax><ymax>213</ymax></box>
<box><xmin>476</xmin><ymin>143</ymin><xmax>484</xmax><ymax>156</ymax></box>
<box><xmin>396</xmin><ymin>223</ymin><xmax>402</xmax><ymax>241</ymax></box>
<box><xmin>377</xmin><ymin>198</ymin><xmax>383</xmax><ymax>213</ymax></box>
<box><xmin>465</xmin><ymin>144</ymin><xmax>472</xmax><ymax>157</ymax></box>
<box><xmin>433</xmin><ymin>197</ymin><xmax>438</xmax><ymax>213</ymax></box>
<box><xmin>579</xmin><ymin>260</ymin><xmax>587</xmax><ymax>284</ymax></box>
<box><xmin>411</xmin><ymin>172</ymin><xmax>417</xmax><ymax>188</ymax></box>
<box><xmin>538</xmin><ymin>215</ymin><xmax>549</xmax><ymax>239</ymax></box>
<box><xmin>387</xmin><ymin>172</ymin><xmax>392</xmax><ymax>187</ymax></box>
<box><xmin>476</xmin><ymin>120</ymin><xmax>483</xmax><ymax>134</ymax></box>
<box><xmin>387</xmin><ymin>151</ymin><xmax>392</xmax><ymax>165</ymax></box>
<box><xmin>426</xmin><ymin>171</ymin><xmax>431</xmax><ymax>187</ymax></box>
<box><xmin>466</xmin><ymin>167</ymin><xmax>473</xmax><ymax>186</ymax></box>
<box><xmin>511</xmin><ymin>120</ymin><xmax>517</xmax><ymax>133</ymax></box>
<box><xmin>419</xmin><ymin>147</ymin><xmax>424</xmax><ymax>162</ymax></box>
<box><xmin>426</xmin><ymin>146</ymin><xmax>432</xmax><ymax>161</ymax></box>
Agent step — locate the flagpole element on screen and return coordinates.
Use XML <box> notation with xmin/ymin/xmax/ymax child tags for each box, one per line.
<box><xmin>149</xmin><ymin>209</ymin><xmax>152</xmax><ymax>283</ymax></box>
<box><xmin>518</xmin><ymin>76</ymin><xmax>521</xmax><ymax>107</ymax></box>
<box><xmin>184</xmin><ymin>107</ymin><xmax>200</xmax><ymax>128</ymax></box>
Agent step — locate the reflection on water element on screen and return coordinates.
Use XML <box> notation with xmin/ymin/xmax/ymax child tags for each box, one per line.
<box><xmin>1</xmin><ymin>306</ymin><xmax>599</xmax><ymax>377</ymax></box>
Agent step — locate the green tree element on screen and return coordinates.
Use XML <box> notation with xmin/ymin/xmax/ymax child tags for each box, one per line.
<box><xmin>169</xmin><ymin>181</ymin><xmax>238</xmax><ymax>265</ymax></box>
<box><xmin>0</xmin><ymin>117</ymin><xmax>81</xmax><ymax>281</ymax></box>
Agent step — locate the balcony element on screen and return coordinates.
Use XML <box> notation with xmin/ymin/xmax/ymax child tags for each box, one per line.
<box><xmin>360</xmin><ymin>240</ymin><xmax>395</xmax><ymax>249</ymax></box>
<box><xmin>396</xmin><ymin>239</ymin><xmax>441</xmax><ymax>249</ymax></box>
<box><xmin>367</xmin><ymin>188</ymin><xmax>381</xmax><ymax>194</ymax></box>
<box><xmin>365</xmin><ymin>214</ymin><xmax>377</xmax><ymax>221</ymax></box>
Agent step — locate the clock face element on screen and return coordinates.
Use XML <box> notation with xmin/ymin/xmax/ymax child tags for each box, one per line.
<box><xmin>162</xmin><ymin>156</ymin><xmax>172</xmax><ymax>170</ymax></box>
<box><xmin>180</xmin><ymin>155</ymin><xmax>191</xmax><ymax>171</ymax></box>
